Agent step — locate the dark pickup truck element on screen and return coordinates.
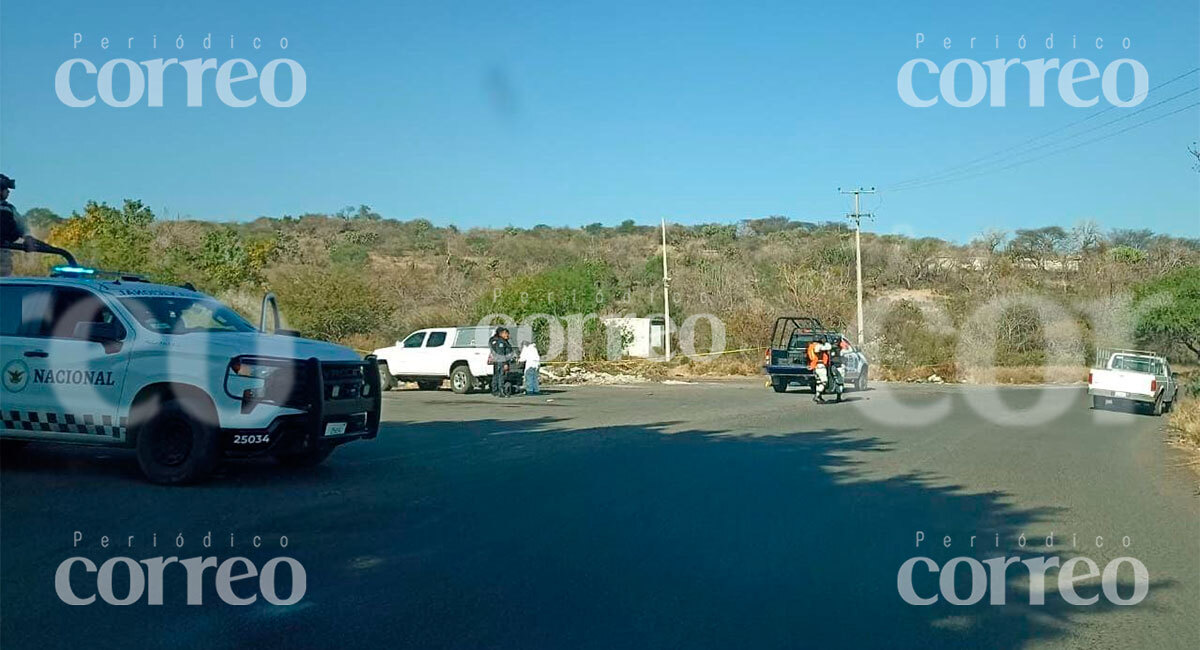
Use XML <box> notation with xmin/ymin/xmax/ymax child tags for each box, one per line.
<box><xmin>763</xmin><ymin>316</ymin><xmax>869</xmax><ymax>393</ymax></box>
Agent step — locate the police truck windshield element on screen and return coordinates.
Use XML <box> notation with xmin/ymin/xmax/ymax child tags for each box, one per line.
<box><xmin>118</xmin><ymin>296</ymin><xmax>257</xmax><ymax>334</ymax></box>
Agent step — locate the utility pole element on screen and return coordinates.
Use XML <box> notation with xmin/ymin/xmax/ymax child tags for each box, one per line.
<box><xmin>661</xmin><ymin>218</ymin><xmax>672</xmax><ymax>361</ymax></box>
<box><xmin>839</xmin><ymin>187</ymin><xmax>875</xmax><ymax>347</ymax></box>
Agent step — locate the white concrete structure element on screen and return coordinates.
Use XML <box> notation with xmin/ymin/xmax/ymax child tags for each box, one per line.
<box><xmin>602</xmin><ymin>317</ymin><xmax>666</xmax><ymax>358</ymax></box>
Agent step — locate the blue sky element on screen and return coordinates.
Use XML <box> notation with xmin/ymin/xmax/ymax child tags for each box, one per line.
<box><xmin>2</xmin><ymin>0</ymin><xmax>1197</xmax><ymax>242</ymax></box>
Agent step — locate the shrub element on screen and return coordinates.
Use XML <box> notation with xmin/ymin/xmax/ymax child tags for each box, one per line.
<box><xmin>49</xmin><ymin>199</ymin><xmax>154</xmax><ymax>272</ymax></box>
<box><xmin>268</xmin><ymin>265</ymin><xmax>387</xmax><ymax>342</ymax></box>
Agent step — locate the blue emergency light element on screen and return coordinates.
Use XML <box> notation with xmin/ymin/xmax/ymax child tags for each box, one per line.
<box><xmin>52</xmin><ymin>265</ymin><xmax>97</xmax><ymax>276</ymax></box>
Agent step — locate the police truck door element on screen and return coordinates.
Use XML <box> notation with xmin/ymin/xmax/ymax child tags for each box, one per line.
<box><xmin>1</xmin><ymin>285</ymin><xmax>132</xmax><ymax>442</ymax></box>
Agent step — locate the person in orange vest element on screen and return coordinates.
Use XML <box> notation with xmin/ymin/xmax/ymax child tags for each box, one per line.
<box><xmin>807</xmin><ymin>340</ymin><xmax>832</xmax><ymax>402</ymax></box>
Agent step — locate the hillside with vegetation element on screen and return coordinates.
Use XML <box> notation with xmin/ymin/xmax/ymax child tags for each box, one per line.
<box><xmin>11</xmin><ymin>201</ymin><xmax>1200</xmax><ymax>382</ymax></box>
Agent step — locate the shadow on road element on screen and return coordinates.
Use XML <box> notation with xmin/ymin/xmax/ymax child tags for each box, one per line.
<box><xmin>271</xmin><ymin>416</ymin><xmax>1164</xmax><ymax>649</ymax></box>
<box><xmin>0</xmin><ymin>415</ymin><xmax>1173</xmax><ymax>649</ymax></box>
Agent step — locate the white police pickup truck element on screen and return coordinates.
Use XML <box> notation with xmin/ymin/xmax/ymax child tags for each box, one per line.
<box><xmin>0</xmin><ymin>267</ymin><xmax>381</xmax><ymax>484</ymax></box>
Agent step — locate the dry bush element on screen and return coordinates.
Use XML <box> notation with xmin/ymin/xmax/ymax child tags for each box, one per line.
<box><xmin>1168</xmin><ymin>397</ymin><xmax>1200</xmax><ymax>448</ymax></box>
<box><xmin>958</xmin><ymin>365</ymin><xmax>1087</xmax><ymax>385</ymax></box>
<box><xmin>872</xmin><ymin>363</ymin><xmax>959</xmax><ymax>383</ymax></box>
<box><xmin>672</xmin><ymin>353</ymin><xmax>763</xmax><ymax>377</ymax></box>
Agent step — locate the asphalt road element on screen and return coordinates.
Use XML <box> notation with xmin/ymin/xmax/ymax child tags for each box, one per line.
<box><xmin>1</xmin><ymin>380</ymin><xmax>1197</xmax><ymax>649</ymax></box>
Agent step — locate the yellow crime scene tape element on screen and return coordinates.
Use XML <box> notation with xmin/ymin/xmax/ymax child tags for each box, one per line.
<box><xmin>541</xmin><ymin>346</ymin><xmax>767</xmax><ymax>366</ymax></box>
<box><xmin>358</xmin><ymin>346</ymin><xmax>769</xmax><ymax>369</ymax></box>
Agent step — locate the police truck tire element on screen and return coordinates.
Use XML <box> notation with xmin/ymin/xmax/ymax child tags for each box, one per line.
<box><xmin>771</xmin><ymin>379</ymin><xmax>787</xmax><ymax>393</ymax></box>
<box><xmin>275</xmin><ymin>444</ymin><xmax>335</xmax><ymax>468</ymax></box>
<box><xmin>451</xmin><ymin>365</ymin><xmax>474</xmax><ymax>394</ymax></box>
<box><xmin>135</xmin><ymin>398</ymin><xmax>221</xmax><ymax>485</ymax></box>
<box><xmin>855</xmin><ymin>367</ymin><xmax>868</xmax><ymax>391</ymax></box>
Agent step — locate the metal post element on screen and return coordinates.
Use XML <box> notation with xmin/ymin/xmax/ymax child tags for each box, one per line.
<box><xmin>661</xmin><ymin>218</ymin><xmax>671</xmax><ymax>362</ymax></box>
<box><xmin>854</xmin><ymin>194</ymin><xmax>864</xmax><ymax>347</ymax></box>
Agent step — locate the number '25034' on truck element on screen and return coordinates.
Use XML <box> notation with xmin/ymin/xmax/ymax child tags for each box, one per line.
<box><xmin>1088</xmin><ymin>349</ymin><xmax>1178</xmax><ymax>416</ymax></box>
<box><xmin>0</xmin><ymin>265</ymin><xmax>381</xmax><ymax>485</ymax></box>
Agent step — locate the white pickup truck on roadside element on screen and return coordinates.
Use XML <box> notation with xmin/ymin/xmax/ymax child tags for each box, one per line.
<box><xmin>1088</xmin><ymin>349</ymin><xmax>1178</xmax><ymax>416</ymax></box>
<box><xmin>373</xmin><ymin>325</ymin><xmax>532</xmax><ymax>394</ymax></box>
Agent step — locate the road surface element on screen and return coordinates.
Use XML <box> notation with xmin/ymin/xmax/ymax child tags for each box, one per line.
<box><xmin>2</xmin><ymin>380</ymin><xmax>1197</xmax><ymax>649</ymax></box>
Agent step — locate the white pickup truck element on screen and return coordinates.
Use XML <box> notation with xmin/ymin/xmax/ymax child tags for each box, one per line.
<box><xmin>1088</xmin><ymin>349</ymin><xmax>1178</xmax><ymax>416</ymax></box>
<box><xmin>374</xmin><ymin>325</ymin><xmax>532</xmax><ymax>394</ymax></box>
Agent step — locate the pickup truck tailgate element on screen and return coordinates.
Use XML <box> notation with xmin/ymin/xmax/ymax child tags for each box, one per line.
<box><xmin>1089</xmin><ymin>369</ymin><xmax>1156</xmax><ymax>396</ymax></box>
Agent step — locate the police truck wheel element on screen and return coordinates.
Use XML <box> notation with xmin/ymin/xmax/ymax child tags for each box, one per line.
<box><xmin>451</xmin><ymin>365</ymin><xmax>474</xmax><ymax>394</ymax></box>
<box><xmin>855</xmin><ymin>367</ymin><xmax>868</xmax><ymax>391</ymax></box>
<box><xmin>771</xmin><ymin>379</ymin><xmax>787</xmax><ymax>393</ymax></box>
<box><xmin>134</xmin><ymin>398</ymin><xmax>221</xmax><ymax>485</ymax></box>
<box><xmin>275</xmin><ymin>444</ymin><xmax>335</xmax><ymax>468</ymax></box>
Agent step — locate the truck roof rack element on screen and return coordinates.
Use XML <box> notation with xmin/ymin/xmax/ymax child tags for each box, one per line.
<box><xmin>1099</xmin><ymin>348</ymin><xmax>1161</xmax><ymax>359</ymax></box>
<box><xmin>769</xmin><ymin>316</ymin><xmax>842</xmax><ymax>349</ymax></box>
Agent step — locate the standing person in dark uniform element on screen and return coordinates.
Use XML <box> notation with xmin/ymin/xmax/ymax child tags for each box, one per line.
<box><xmin>0</xmin><ymin>174</ymin><xmax>23</xmax><ymax>277</ymax></box>
<box><xmin>0</xmin><ymin>173</ymin><xmax>58</xmax><ymax>276</ymax></box>
<box><xmin>488</xmin><ymin>327</ymin><xmax>514</xmax><ymax>397</ymax></box>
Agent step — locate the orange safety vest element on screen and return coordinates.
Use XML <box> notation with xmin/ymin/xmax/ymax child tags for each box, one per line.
<box><xmin>807</xmin><ymin>342</ymin><xmax>831</xmax><ymax>370</ymax></box>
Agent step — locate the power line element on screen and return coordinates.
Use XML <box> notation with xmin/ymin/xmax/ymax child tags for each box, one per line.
<box><xmin>886</xmin><ymin>66</ymin><xmax>1200</xmax><ymax>190</ymax></box>
<box><xmin>891</xmin><ymin>86</ymin><xmax>1198</xmax><ymax>190</ymax></box>
<box><xmin>891</xmin><ymin>100</ymin><xmax>1200</xmax><ymax>192</ymax></box>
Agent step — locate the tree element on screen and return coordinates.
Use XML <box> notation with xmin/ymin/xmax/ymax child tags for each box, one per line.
<box><xmin>971</xmin><ymin>229</ymin><xmax>1007</xmax><ymax>255</ymax></box>
<box><xmin>742</xmin><ymin>216</ymin><xmax>795</xmax><ymax>236</ymax></box>
<box><xmin>196</xmin><ymin>227</ymin><xmax>260</xmax><ymax>289</ymax></box>
<box><xmin>1109</xmin><ymin>228</ymin><xmax>1155</xmax><ymax>250</ymax></box>
<box><xmin>1069</xmin><ymin>220</ymin><xmax>1103</xmax><ymax>254</ymax></box>
<box><xmin>354</xmin><ymin>204</ymin><xmax>382</xmax><ymax>220</ymax></box>
<box><xmin>1134</xmin><ymin>267</ymin><xmax>1200</xmax><ymax>361</ymax></box>
<box><xmin>1007</xmin><ymin>226</ymin><xmax>1068</xmax><ymax>269</ymax></box>
<box><xmin>479</xmin><ymin>261</ymin><xmax>618</xmax><ymax>320</ymax></box>
<box><xmin>50</xmin><ymin>199</ymin><xmax>154</xmax><ymax>271</ymax></box>
<box><xmin>21</xmin><ymin>207</ymin><xmax>62</xmax><ymax>234</ymax></box>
